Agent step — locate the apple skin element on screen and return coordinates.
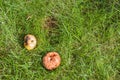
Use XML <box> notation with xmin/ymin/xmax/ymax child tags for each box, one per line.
<box><xmin>43</xmin><ymin>52</ymin><xmax>61</xmax><ymax>70</ymax></box>
<box><xmin>24</xmin><ymin>34</ymin><xmax>37</xmax><ymax>50</ymax></box>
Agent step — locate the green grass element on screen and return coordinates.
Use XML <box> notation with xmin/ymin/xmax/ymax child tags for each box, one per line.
<box><xmin>0</xmin><ymin>0</ymin><xmax>120</xmax><ymax>80</ymax></box>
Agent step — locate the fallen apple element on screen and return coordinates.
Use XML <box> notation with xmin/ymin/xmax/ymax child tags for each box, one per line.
<box><xmin>24</xmin><ymin>34</ymin><xmax>37</xmax><ymax>50</ymax></box>
<box><xmin>43</xmin><ymin>52</ymin><xmax>61</xmax><ymax>70</ymax></box>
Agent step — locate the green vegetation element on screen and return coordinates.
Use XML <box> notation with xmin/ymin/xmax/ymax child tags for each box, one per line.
<box><xmin>0</xmin><ymin>0</ymin><xmax>120</xmax><ymax>80</ymax></box>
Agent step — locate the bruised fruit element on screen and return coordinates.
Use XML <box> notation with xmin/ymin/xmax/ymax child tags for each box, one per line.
<box><xmin>24</xmin><ymin>34</ymin><xmax>37</xmax><ymax>50</ymax></box>
<box><xmin>43</xmin><ymin>52</ymin><xmax>61</xmax><ymax>70</ymax></box>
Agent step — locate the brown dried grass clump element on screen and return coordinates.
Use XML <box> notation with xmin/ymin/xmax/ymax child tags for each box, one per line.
<box><xmin>43</xmin><ymin>16</ymin><xmax>58</xmax><ymax>29</ymax></box>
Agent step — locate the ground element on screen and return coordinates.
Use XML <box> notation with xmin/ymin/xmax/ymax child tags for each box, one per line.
<box><xmin>0</xmin><ymin>0</ymin><xmax>120</xmax><ymax>80</ymax></box>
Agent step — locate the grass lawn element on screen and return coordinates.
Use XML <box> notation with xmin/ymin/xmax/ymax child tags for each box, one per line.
<box><xmin>0</xmin><ymin>0</ymin><xmax>120</xmax><ymax>80</ymax></box>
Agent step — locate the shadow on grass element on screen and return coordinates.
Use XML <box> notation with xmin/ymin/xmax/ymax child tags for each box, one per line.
<box><xmin>17</xmin><ymin>33</ymin><xmax>26</xmax><ymax>48</ymax></box>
